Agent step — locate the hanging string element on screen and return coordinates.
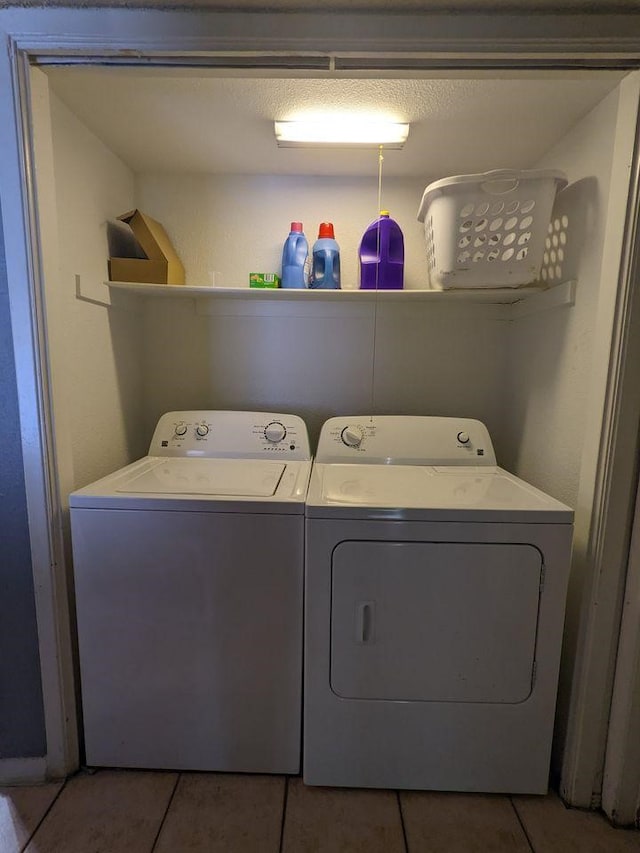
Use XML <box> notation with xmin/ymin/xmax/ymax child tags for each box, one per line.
<box><xmin>377</xmin><ymin>145</ymin><xmax>384</xmax><ymax>225</ymax></box>
<box><xmin>375</xmin><ymin>145</ymin><xmax>384</xmax><ymax>292</ymax></box>
<box><xmin>369</xmin><ymin>145</ymin><xmax>384</xmax><ymax>421</ymax></box>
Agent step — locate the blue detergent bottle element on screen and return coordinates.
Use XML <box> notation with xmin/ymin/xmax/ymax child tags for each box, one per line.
<box><xmin>281</xmin><ymin>222</ymin><xmax>309</xmax><ymax>289</ymax></box>
<box><xmin>310</xmin><ymin>222</ymin><xmax>341</xmax><ymax>290</ymax></box>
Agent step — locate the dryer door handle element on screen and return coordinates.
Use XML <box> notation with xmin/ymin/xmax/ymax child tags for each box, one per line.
<box><xmin>356</xmin><ymin>601</ymin><xmax>376</xmax><ymax>644</ymax></box>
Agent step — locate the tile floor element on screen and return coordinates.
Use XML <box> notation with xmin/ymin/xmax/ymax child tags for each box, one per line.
<box><xmin>1</xmin><ymin>770</ymin><xmax>639</xmax><ymax>852</ymax></box>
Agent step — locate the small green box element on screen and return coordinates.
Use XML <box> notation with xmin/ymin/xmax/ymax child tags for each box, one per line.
<box><xmin>249</xmin><ymin>273</ymin><xmax>281</xmax><ymax>289</ymax></box>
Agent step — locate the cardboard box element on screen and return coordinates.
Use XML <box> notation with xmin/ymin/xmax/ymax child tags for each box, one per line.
<box><xmin>109</xmin><ymin>209</ymin><xmax>185</xmax><ymax>285</ymax></box>
<box><xmin>249</xmin><ymin>273</ymin><xmax>281</xmax><ymax>288</ymax></box>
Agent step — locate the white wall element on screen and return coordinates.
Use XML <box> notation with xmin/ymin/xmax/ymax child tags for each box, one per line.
<box><xmin>503</xmin><ymin>83</ymin><xmax>635</xmax><ymax>784</ymax></box>
<box><xmin>136</xmin><ymin>173</ymin><xmax>507</xmax><ymax>447</ymax></box>
<box><xmin>44</xmin><ymin>90</ymin><xmax>147</xmax><ymax>491</ymax></box>
<box><xmin>136</xmin><ymin>173</ymin><xmax>429</xmax><ymax>290</ymax></box>
<box><xmin>503</xmin><ymin>87</ymin><xmax>621</xmax><ymax>506</ymax></box>
<box><xmin>139</xmin><ymin>296</ymin><xmax>507</xmax><ymax>446</ymax></box>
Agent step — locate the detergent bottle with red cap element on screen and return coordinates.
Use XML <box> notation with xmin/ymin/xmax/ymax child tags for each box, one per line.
<box><xmin>281</xmin><ymin>221</ymin><xmax>309</xmax><ymax>289</ymax></box>
<box><xmin>310</xmin><ymin>222</ymin><xmax>341</xmax><ymax>290</ymax></box>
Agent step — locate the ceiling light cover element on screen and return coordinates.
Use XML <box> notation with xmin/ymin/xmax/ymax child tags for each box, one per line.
<box><xmin>274</xmin><ymin>120</ymin><xmax>409</xmax><ymax>148</ymax></box>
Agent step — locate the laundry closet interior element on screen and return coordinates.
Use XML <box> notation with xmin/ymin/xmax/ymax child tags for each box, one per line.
<box><xmin>29</xmin><ymin>60</ymin><xmax>639</xmax><ymax>764</ymax></box>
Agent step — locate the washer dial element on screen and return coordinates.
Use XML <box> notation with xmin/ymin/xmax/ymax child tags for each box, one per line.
<box><xmin>174</xmin><ymin>423</ymin><xmax>188</xmax><ymax>437</ymax></box>
<box><xmin>457</xmin><ymin>431</ymin><xmax>470</xmax><ymax>444</ymax></box>
<box><xmin>341</xmin><ymin>425</ymin><xmax>364</xmax><ymax>448</ymax></box>
<box><xmin>264</xmin><ymin>421</ymin><xmax>287</xmax><ymax>443</ymax></box>
<box><xmin>196</xmin><ymin>423</ymin><xmax>210</xmax><ymax>437</ymax></box>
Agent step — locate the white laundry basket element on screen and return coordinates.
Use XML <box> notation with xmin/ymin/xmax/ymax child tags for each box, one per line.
<box><xmin>417</xmin><ymin>169</ymin><xmax>568</xmax><ymax>289</ymax></box>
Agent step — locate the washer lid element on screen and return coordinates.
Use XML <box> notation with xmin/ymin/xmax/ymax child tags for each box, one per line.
<box><xmin>307</xmin><ymin>463</ymin><xmax>573</xmax><ymax>522</ymax></box>
<box><xmin>117</xmin><ymin>458</ymin><xmax>286</xmax><ymax>497</ymax></box>
<box><xmin>70</xmin><ymin>457</ymin><xmax>311</xmax><ymax>512</ymax></box>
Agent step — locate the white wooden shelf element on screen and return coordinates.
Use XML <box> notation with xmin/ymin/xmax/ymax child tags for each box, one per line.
<box><xmin>104</xmin><ymin>280</ymin><xmax>575</xmax><ymax>309</ymax></box>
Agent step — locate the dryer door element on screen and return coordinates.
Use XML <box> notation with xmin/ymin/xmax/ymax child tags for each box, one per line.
<box><xmin>331</xmin><ymin>540</ymin><xmax>541</xmax><ymax>703</ymax></box>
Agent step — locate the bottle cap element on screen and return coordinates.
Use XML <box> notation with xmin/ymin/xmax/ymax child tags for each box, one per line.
<box><xmin>290</xmin><ymin>222</ymin><xmax>303</xmax><ymax>232</ymax></box>
<box><xmin>379</xmin><ymin>210</ymin><xmax>390</xmax><ymax>217</ymax></box>
<box><xmin>318</xmin><ymin>222</ymin><xmax>335</xmax><ymax>238</ymax></box>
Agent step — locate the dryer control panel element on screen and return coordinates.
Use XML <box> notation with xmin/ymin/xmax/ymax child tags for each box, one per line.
<box><xmin>149</xmin><ymin>411</ymin><xmax>312</xmax><ymax>460</ymax></box>
<box><xmin>316</xmin><ymin>416</ymin><xmax>496</xmax><ymax>466</ymax></box>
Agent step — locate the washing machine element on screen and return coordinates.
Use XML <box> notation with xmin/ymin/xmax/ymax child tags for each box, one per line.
<box><xmin>70</xmin><ymin>410</ymin><xmax>311</xmax><ymax>773</ymax></box>
<box><xmin>304</xmin><ymin>415</ymin><xmax>573</xmax><ymax>794</ymax></box>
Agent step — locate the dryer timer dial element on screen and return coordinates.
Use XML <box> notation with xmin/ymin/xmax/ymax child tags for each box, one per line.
<box><xmin>341</xmin><ymin>425</ymin><xmax>364</xmax><ymax>448</ymax></box>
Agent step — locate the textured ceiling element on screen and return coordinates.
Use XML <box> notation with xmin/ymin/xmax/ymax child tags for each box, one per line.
<box><xmin>45</xmin><ymin>69</ymin><xmax>623</xmax><ymax>179</ymax></box>
<box><xmin>10</xmin><ymin>0</ymin><xmax>640</xmax><ymax>10</ymax></box>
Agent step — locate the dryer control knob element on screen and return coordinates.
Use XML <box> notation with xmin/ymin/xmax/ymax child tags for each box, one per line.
<box><xmin>174</xmin><ymin>423</ymin><xmax>188</xmax><ymax>437</ymax></box>
<box><xmin>341</xmin><ymin>425</ymin><xmax>364</xmax><ymax>448</ymax></box>
<box><xmin>457</xmin><ymin>431</ymin><xmax>470</xmax><ymax>444</ymax></box>
<box><xmin>196</xmin><ymin>423</ymin><xmax>209</xmax><ymax>437</ymax></box>
<box><xmin>264</xmin><ymin>421</ymin><xmax>286</xmax><ymax>443</ymax></box>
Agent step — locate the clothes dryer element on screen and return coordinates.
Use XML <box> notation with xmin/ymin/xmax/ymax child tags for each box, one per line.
<box><xmin>304</xmin><ymin>415</ymin><xmax>573</xmax><ymax>793</ymax></box>
<box><xmin>70</xmin><ymin>410</ymin><xmax>311</xmax><ymax>773</ymax></box>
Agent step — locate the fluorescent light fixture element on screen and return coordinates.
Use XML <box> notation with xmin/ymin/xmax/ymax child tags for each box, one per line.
<box><xmin>274</xmin><ymin>119</ymin><xmax>409</xmax><ymax>148</ymax></box>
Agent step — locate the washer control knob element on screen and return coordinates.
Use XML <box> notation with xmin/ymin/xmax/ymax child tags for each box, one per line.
<box><xmin>264</xmin><ymin>421</ymin><xmax>286</xmax><ymax>443</ymax></box>
<box><xmin>341</xmin><ymin>425</ymin><xmax>364</xmax><ymax>448</ymax></box>
<box><xmin>174</xmin><ymin>423</ymin><xmax>188</xmax><ymax>437</ymax></box>
<box><xmin>457</xmin><ymin>431</ymin><xmax>470</xmax><ymax>444</ymax></box>
<box><xmin>196</xmin><ymin>423</ymin><xmax>209</xmax><ymax>437</ymax></box>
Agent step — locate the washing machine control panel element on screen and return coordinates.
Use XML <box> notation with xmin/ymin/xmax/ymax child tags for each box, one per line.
<box><xmin>264</xmin><ymin>421</ymin><xmax>287</xmax><ymax>443</ymax></box>
<box><xmin>149</xmin><ymin>411</ymin><xmax>311</xmax><ymax>460</ymax></box>
<box><xmin>341</xmin><ymin>425</ymin><xmax>365</xmax><ymax>448</ymax></box>
<box><xmin>317</xmin><ymin>416</ymin><xmax>496</xmax><ymax>465</ymax></box>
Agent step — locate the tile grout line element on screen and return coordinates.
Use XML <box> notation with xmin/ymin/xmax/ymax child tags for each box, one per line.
<box><xmin>19</xmin><ymin>776</ymin><xmax>68</xmax><ymax>853</ymax></box>
<box><xmin>510</xmin><ymin>796</ymin><xmax>536</xmax><ymax>853</ymax></box>
<box><xmin>278</xmin><ymin>775</ymin><xmax>290</xmax><ymax>853</ymax></box>
<box><xmin>397</xmin><ymin>791</ymin><xmax>410</xmax><ymax>853</ymax></box>
<box><xmin>149</xmin><ymin>772</ymin><xmax>181</xmax><ymax>853</ymax></box>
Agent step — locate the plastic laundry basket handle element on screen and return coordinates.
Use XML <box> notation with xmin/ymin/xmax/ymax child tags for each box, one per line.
<box><xmin>479</xmin><ymin>170</ymin><xmax>521</xmax><ymax>195</ymax></box>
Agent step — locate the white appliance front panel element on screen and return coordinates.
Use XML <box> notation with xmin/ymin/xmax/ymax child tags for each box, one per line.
<box><xmin>304</xmin><ymin>517</ymin><xmax>574</xmax><ymax>793</ymax></box>
<box><xmin>71</xmin><ymin>507</ymin><xmax>303</xmax><ymax>773</ymax></box>
<box><xmin>117</xmin><ymin>458</ymin><xmax>286</xmax><ymax>496</ymax></box>
<box><xmin>331</xmin><ymin>541</ymin><xmax>541</xmax><ymax>703</ymax></box>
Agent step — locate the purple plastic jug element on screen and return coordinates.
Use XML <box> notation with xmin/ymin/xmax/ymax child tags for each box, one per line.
<box><xmin>358</xmin><ymin>210</ymin><xmax>404</xmax><ymax>290</ymax></box>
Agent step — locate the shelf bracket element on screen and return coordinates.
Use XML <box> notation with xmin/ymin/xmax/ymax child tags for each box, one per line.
<box><xmin>75</xmin><ymin>274</ymin><xmax>112</xmax><ymax>307</ymax></box>
<box><xmin>509</xmin><ymin>280</ymin><xmax>576</xmax><ymax>320</ymax></box>
<box><xmin>77</xmin><ymin>275</ymin><xmax>144</xmax><ymax>312</ymax></box>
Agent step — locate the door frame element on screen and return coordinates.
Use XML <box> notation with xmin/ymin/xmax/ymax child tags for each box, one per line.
<box><xmin>1</xmin><ymin>6</ymin><xmax>640</xmax><ymax>798</ymax></box>
<box><xmin>602</xmin><ymin>394</ymin><xmax>640</xmax><ymax>822</ymax></box>
<box><xmin>558</xmin><ymin>70</ymin><xmax>640</xmax><ymax>816</ymax></box>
